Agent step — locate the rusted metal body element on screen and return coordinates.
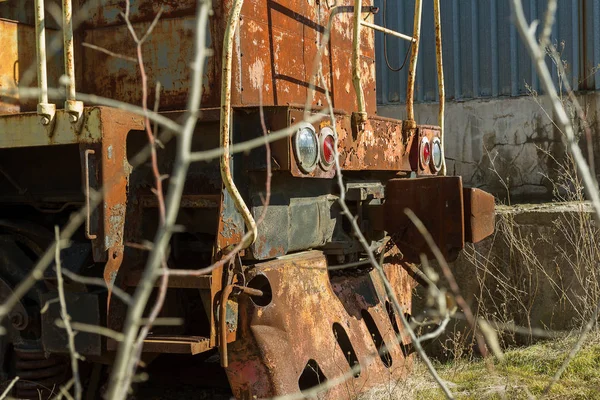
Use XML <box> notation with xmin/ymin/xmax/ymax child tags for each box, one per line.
<box><xmin>226</xmin><ymin>251</ymin><xmax>414</xmax><ymax>399</ymax></box>
<box><xmin>0</xmin><ymin>1</ymin><xmax>496</xmax><ymax>399</ymax></box>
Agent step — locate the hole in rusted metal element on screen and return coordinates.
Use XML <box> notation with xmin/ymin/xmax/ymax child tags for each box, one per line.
<box><xmin>361</xmin><ymin>309</ymin><xmax>392</xmax><ymax>368</ymax></box>
<box><xmin>247</xmin><ymin>274</ymin><xmax>272</xmax><ymax>307</ymax></box>
<box><xmin>332</xmin><ymin>323</ymin><xmax>360</xmax><ymax>377</ymax></box>
<box><xmin>298</xmin><ymin>359</ymin><xmax>327</xmax><ymax>393</ymax></box>
<box><xmin>385</xmin><ymin>301</ymin><xmax>400</xmax><ymax>335</ymax></box>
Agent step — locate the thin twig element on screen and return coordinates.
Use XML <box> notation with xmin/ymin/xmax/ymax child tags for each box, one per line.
<box><xmin>54</xmin><ymin>227</ymin><xmax>82</xmax><ymax>400</ymax></box>
<box><xmin>81</xmin><ymin>43</ymin><xmax>137</xmax><ymax>62</ymax></box>
<box><xmin>0</xmin><ymin>376</ymin><xmax>19</xmax><ymax>400</ymax></box>
<box><xmin>312</xmin><ymin>68</ymin><xmax>454</xmax><ymax>399</ymax></box>
<box><xmin>106</xmin><ymin>2</ymin><xmax>212</xmax><ymax>398</ymax></box>
<box><xmin>55</xmin><ymin>320</ymin><xmax>125</xmax><ymax>343</ymax></box>
<box><xmin>405</xmin><ymin>209</ymin><xmax>488</xmax><ymax>357</ymax></box>
<box><xmin>510</xmin><ymin>0</ymin><xmax>600</xmax><ymax>394</ymax></box>
<box><xmin>60</xmin><ymin>269</ymin><xmax>132</xmax><ymax>306</ymax></box>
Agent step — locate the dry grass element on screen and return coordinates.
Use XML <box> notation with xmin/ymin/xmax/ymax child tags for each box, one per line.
<box><xmin>411</xmin><ymin>332</ymin><xmax>600</xmax><ymax>399</ymax></box>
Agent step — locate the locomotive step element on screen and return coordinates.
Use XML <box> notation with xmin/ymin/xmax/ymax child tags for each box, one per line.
<box><xmin>106</xmin><ymin>335</ymin><xmax>212</xmax><ymax>355</ymax></box>
<box><xmin>123</xmin><ymin>270</ymin><xmax>211</xmax><ymax>289</ymax></box>
<box><xmin>142</xmin><ymin>335</ymin><xmax>212</xmax><ymax>355</ymax></box>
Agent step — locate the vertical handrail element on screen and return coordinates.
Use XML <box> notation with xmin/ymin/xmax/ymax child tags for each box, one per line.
<box><xmin>219</xmin><ymin>0</ymin><xmax>257</xmax><ymax>250</ymax></box>
<box><xmin>433</xmin><ymin>0</ymin><xmax>446</xmax><ymax>175</ymax></box>
<box><xmin>62</xmin><ymin>0</ymin><xmax>83</xmax><ymax>123</ymax></box>
<box><xmin>406</xmin><ymin>0</ymin><xmax>423</xmax><ymax>124</ymax></box>
<box><xmin>34</xmin><ymin>0</ymin><xmax>56</xmax><ymax>125</ymax></box>
<box><xmin>352</xmin><ymin>0</ymin><xmax>367</xmax><ymax>125</ymax></box>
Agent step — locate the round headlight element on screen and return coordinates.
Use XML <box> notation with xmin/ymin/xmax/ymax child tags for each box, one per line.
<box><xmin>293</xmin><ymin>123</ymin><xmax>319</xmax><ymax>173</ymax></box>
<box><xmin>431</xmin><ymin>137</ymin><xmax>443</xmax><ymax>171</ymax></box>
<box><xmin>319</xmin><ymin>126</ymin><xmax>336</xmax><ymax>170</ymax></box>
<box><xmin>420</xmin><ymin>136</ymin><xmax>431</xmax><ymax>169</ymax></box>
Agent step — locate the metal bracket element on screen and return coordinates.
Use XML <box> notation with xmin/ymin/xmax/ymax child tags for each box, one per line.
<box><xmin>84</xmin><ymin>149</ymin><xmax>97</xmax><ymax>240</ymax></box>
<box><xmin>65</xmin><ymin>100</ymin><xmax>84</xmax><ymax>130</ymax></box>
<box><xmin>37</xmin><ymin>102</ymin><xmax>57</xmax><ymax>136</ymax></box>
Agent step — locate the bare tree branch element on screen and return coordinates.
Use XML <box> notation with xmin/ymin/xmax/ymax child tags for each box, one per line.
<box><xmin>106</xmin><ymin>1</ymin><xmax>212</xmax><ymax>398</ymax></box>
<box><xmin>54</xmin><ymin>226</ymin><xmax>82</xmax><ymax>400</ymax></box>
<box><xmin>510</xmin><ymin>0</ymin><xmax>600</xmax><ymax>394</ymax></box>
<box><xmin>0</xmin><ymin>377</ymin><xmax>19</xmax><ymax>400</ymax></box>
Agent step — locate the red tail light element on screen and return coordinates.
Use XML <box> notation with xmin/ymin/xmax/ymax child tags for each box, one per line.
<box><xmin>420</xmin><ymin>137</ymin><xmax>431</xmax><ymax>168</ymax></box>
<box><xmin>320</xmin><ymin>127</ymin><xmax>335</xmax><ymax>170</ymax></box>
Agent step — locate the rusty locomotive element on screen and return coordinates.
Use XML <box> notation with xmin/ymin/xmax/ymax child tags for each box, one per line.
<box><xmin>0</xmin><ymin>0</ymin><xmax>494</xmax><ymax>398</ymax></box>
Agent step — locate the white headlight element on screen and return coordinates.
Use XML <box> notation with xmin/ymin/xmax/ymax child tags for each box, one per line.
<box><xmin>293</xmin><ymin>123</ymin><xmax>319</xmax><ymax>173</ymax></box>
<box><xmin>431</xmin><ymin>137</ymin><xmax>443</xmax><ymax>171</ymax></box>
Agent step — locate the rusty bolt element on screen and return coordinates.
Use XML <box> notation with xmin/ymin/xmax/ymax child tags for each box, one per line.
<box><xmin>10</xmin><ymin>313</ymin><xmax>26</xmax><ymax>330</ymax></box>
<box><xmin>69</xmin><ymin>114</ymin><xmax>79</xmax><ymax>123</ymax></box>
<box><xmin>41</xmin><ymin>116</ymin><xmax>50</xmax><ymax>126</ymax></box>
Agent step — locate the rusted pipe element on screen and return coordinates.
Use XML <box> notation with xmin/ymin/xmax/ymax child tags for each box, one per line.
<box><xmin>219</xmin><ymin>0</ymin><xmax>257</xmax><ymax>250</ymax></box>
<box><xmin>352</xmin><ymin>0</ymin><xmax>367</xmax><ymax>124</ymax></box>
<box><xmin>406</xmin><ymin>0</ymin><xmax>423</xmax><ymax>123</ymax></box>
<box><xmin>219</xmin><ymin>284</ymin><xmax>264</xmax><ymax>367</ymax></box>
<box><xmin>433</xmin><ymin>0</ymin><xmax>446</xmax><ymax>175</ymax></box>
<box><xmin>62</xmin><ymin>0</ymin><xmax>83</xmax><ymax>123</ymax></box>
<box><xmin>360</xmin><ymin>20</ymin><xmax>416</xmax><ymax>43</ymax></box>
<box><xmin>34</xmin><ymin>0</ymin><xmax>55</xmax><ymax>125</ymax></box>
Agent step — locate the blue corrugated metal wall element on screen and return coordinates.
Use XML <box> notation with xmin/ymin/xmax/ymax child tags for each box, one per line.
<box><xmin>375</xmin><ymin>0</ymin><xmax>600</xmax><ymax>105</ymax></box>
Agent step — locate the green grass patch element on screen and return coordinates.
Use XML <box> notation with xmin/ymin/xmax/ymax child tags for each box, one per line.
<box><xmin>414</xmin><ymin>335</ymin><xmax>600</xmax><ymax>399</ymax></box>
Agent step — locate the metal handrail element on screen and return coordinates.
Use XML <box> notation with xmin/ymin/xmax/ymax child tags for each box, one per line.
<box><xmin>33</xmin><ymin>0</ymin><xmax>83</xmax><ymax>125</ymax></box>
<box><xmin>61</xmin><ymin>0</ymin><xmax>83</xmax><ymax>123</ymax></box>
<box><xmin>34</xmin><ymin>0</ymin><xmax>55</xmax><ymax>125</ymax></box>
<box><xmin>352</xmin><ymin>0</ymin><xmax>446</xmax><ymax>175</ymax></box>
<box><xmin>219</xmin><ymin>0</ymin><xmax>257</xmax><ymax>251</ymax></box>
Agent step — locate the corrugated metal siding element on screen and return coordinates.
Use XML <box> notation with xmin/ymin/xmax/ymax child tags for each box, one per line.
<box><xmin>375</xmin><ymin>0</ymin><xmax>595</xmax><ymax>105</ymax></box>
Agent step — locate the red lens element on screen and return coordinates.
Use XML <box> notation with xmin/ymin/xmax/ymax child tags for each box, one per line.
<box><xmin>323</xmin><ymin>134</ymin><xmax>335</xmax><ymax>165</ymax></box>
<box><xmin>422</xmin><ymin>141</ymin><xmax>431</xmax><ymax>164</ymax></box>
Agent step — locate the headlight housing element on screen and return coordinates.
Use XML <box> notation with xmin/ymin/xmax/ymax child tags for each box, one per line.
<box><xmin>431</xmin><ymin>137</ymin><xmax>443</xmax><ymax>172</ymax></box>
<box><xmin>293</xmin><ymin>123</ymin><xmax>319</xmax><ymax>174</ymax></box>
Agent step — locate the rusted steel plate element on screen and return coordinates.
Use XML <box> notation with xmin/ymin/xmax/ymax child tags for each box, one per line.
<box><xmin>0</xmin><ymin>19</ymin><xmax>62</xmax><ymax>114</ymax></box>
<box><xmin>463</xmin><ymin>187</ymin><xmax>495</xmax><ymax>243</ymax></box>
<box><xmin>81</xmin><ymin>17</ymin><xmax>197</xmax><ymax>111</ymax></box>
<box><xmin>239</xmin><ymin>20</ymin><xmax>307</xmax><ymax>106</ymax></box>
<box><xmin>226</xmin><ymin>250</ymin><xmax>413</xmax><ymax>399</ymax></box>
<box><xmin>0</xmin><ymin>108</ymin><xmax>103</xmax><ymax>148</ymax></box>
<box><xmin>336</xmin><ymin>114</ymin><xmax>412</xmax><ymax>171</ymax></box>
<box><xmin>384</xmin><ymin>176</ymin><xmax>465</xmax><ymax>262</ymax></box>
<box><xmin>241</xmin><ymin>107</ymin><xmax>415</xmax><ymax>174</ymax></box>
<box><xmin>75</xmin><ymin>0</ymin><xmax>196</xmax><ymax>28</ymax></box>
<box><xmin>239</xmin><ymin>0</ymin><xmax>376</xmax><ymax>114</ymax></box>
<box><xmin>80</xmin><ymin>0</ymin><xmax>377</xmax><ymax>114</ymax></box>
